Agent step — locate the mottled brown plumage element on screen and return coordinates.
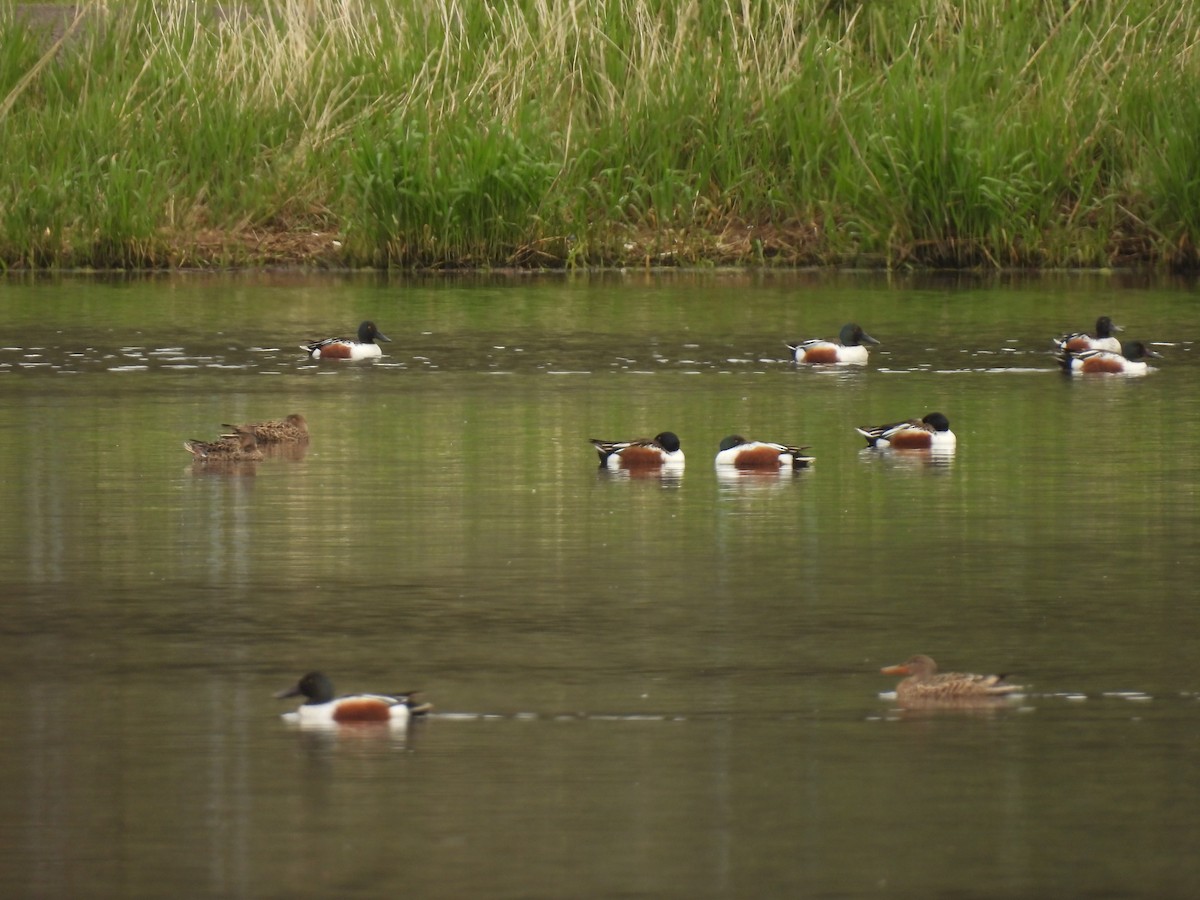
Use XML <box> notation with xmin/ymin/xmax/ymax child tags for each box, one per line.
<box><xmin>222</xmin><ymin>413</ymin><xmax>309</xmax><ymax>444</ymax></box>
<box><xmin>880</xmin><ymin>654</ymin><xmax>1022</xmax><ymax>704</ymax></box>
<box><xmin>183</xmin><ymin>429</ymin><xmax>263</xmax><ymax>461</ymax></box>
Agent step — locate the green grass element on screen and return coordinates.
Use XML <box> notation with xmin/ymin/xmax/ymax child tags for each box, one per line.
<box><xmin>0</xmin><ymin>0</ymin><xmax>1198</xmax><ymax>269</ymax></box>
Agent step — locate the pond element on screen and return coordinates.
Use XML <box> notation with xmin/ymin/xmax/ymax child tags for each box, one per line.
<box><xmin>1</xmin><ymin>270</ymin><xmax>1199</xmax><ymax>898</ymax></box>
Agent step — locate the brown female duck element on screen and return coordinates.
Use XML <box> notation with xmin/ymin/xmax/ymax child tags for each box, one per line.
<box><xmin>222</xmin><ymin>413</ymin><xmax>309</xmax><ymax>443</ymax></box>
<box><xmin>183</xmin><ymin>429</ymin><xmax>263</xmax><ymax>461</ymax></box>
<box><xmin>880</xmin><ymin>654</ymin><xmax>1022</xmax><ymax>703</ymax></box>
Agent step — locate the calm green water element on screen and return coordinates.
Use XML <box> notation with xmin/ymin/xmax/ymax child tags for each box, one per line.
<box><xmin>2</xmin><ymin>271</ymin><xmax>1199</xmax><ymax>898</ymax></box>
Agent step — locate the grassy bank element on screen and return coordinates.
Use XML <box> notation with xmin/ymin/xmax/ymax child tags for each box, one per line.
<box><xmin>1</xmin><ymin>0</ymin><xmax>1198</xmax><ymax>270</ymax></box>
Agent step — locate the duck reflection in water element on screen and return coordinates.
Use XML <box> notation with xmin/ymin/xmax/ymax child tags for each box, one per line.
<box><xmin>597</xmin><ymin>466</ymin><xmax>684</xmax><ymax>488</ymax></box>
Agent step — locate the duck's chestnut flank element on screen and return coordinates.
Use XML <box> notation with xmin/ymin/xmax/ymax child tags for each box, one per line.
<box><xmin>590</xmin><ymin>432</ymin><xmax>684</xmax><ymax>469</ymax></box>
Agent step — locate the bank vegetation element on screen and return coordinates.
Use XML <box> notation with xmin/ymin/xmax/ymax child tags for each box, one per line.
<box><xmin>1</xmin><ymin>0</ymin><xmax>1198</xmax><ymax>270</ymax></box>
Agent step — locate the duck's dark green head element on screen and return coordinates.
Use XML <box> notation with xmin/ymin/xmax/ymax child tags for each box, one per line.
<box><xmin>840</xmin><ymin>323</ymin><xmax>879</xmax><ymax>347</ymax></box>
<box><xmin>1121</xmin><ymin>341</ymin><xmax>1160</xmax><ymax>360</ymax></box>
<box><xmin>921</xmin><ymin>412</ymin><xmax>951</xmax><ymax>432</ymax></box>
<box><xmin>358</xmin><ymin>321</ymin><xmax>392</xmax><ymax>343</ymax></box>
<box><xmin>654</xmin><ymin>432</ymin><xmax>682</xmax><ymax>452</ymax></box>
<box><xmin>275</xmin><ymin>671</ymin><xmax>336</xmax><ymax>705</ymax></box>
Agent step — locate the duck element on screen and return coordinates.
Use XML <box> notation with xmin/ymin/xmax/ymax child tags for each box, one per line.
<box><xmin>714</xmin><ymin>435</ymin><xmax>814</xmax><ymax>469</ymax></box>
<box><xmin>787</xmin><ymin>323</ymin><xmax>879</xmax><ymax>364</ymax></box>
<box><xmin>183</xmin><ymin>429</ymin><xmax>263</xmax><ymax>461</ymax></box>
<box><xmin>856</xmin><ymin>412</ymin><xmax>956</xmax><ymax>450</ymax></box>
<box><xmin>275</xmin><ymin>671</ymin><xmax>431</xmax><ymax>725</ymax></box>
<box><xmin>1053</xmin><ymin>316</ymin><xmax>1123</xmax><ymax>354</ymax></box>
<box><xmin>221</xmin><ymin>413</ymin><xmax>309</xmax><ymax>443</ymax></box>
<box><xmin>1058</xmin><ymin>340</ymin><xmax>1161</xmax><ymax>376</ymax></box>
<box><xmin>880</xmin><ymin>654</ymin><xmax>1022</xmax><ymax>703</ymax></box>
<box><xmin>590</xmin><ymin>432</ymin><xmax>684</xmax><ymax>469</ymax></box>
<box><xmin>301</xmin><ymin>321</ymin><xmax>391</xmax><ymax>360</ymax></box>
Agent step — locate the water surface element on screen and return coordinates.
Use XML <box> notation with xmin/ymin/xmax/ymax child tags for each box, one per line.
<box><xmin>2</xmin><ymin>272</ymin><xmax>1199</xmax><ymax>898</ymax></box>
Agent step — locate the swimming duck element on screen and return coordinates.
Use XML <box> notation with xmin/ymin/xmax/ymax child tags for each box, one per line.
<box><xmin>590</xmin><ymin>432</ymin><xmax>684</xmax><ymax>468</ymax></box>
<box><xmin>880</xmin><ymin>655</ymin><xmax>1022</xmax><ymax>703</ymax></box>
<box><xmin>856</xmin><ymin>412</ymin><xmax>956</xmax><ymax>450</ymax></box>
<box><xmin>1053</xmin><ymin>316</ymin><xmax>1123</xmax><ymax>354</ymax></box>
<box><xmin>714</xmin><ymin>436</ymin><xmax>814</xmax><ymax>469</ymax></box>
<box><xmin>787</xmin><ymin>324</ymin><xmax>879</xmax><ymax>364</ymax></box>
<box><xmin>182</xmin><ymin>429</ymin><xmax>263</xmax><ymax>461</ymax></box>
<box><xmin>301</xmin><ymin>321</ymin><xmax>391</xmax><ymax>360</ymax></box>
<box><xmin>1058</xmin><ymin>340</ymin><xmax>1160</xmax><ymax>376</ymax></box>
<box><xmin>221</xmin><ymin>413</ymin><xmax>309</xmax><ymax>443</ymax></box>
<box><xmin>275</xmin><ymin>671</ymin><xmax>431</xmax><ymax>725</ymax></box>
